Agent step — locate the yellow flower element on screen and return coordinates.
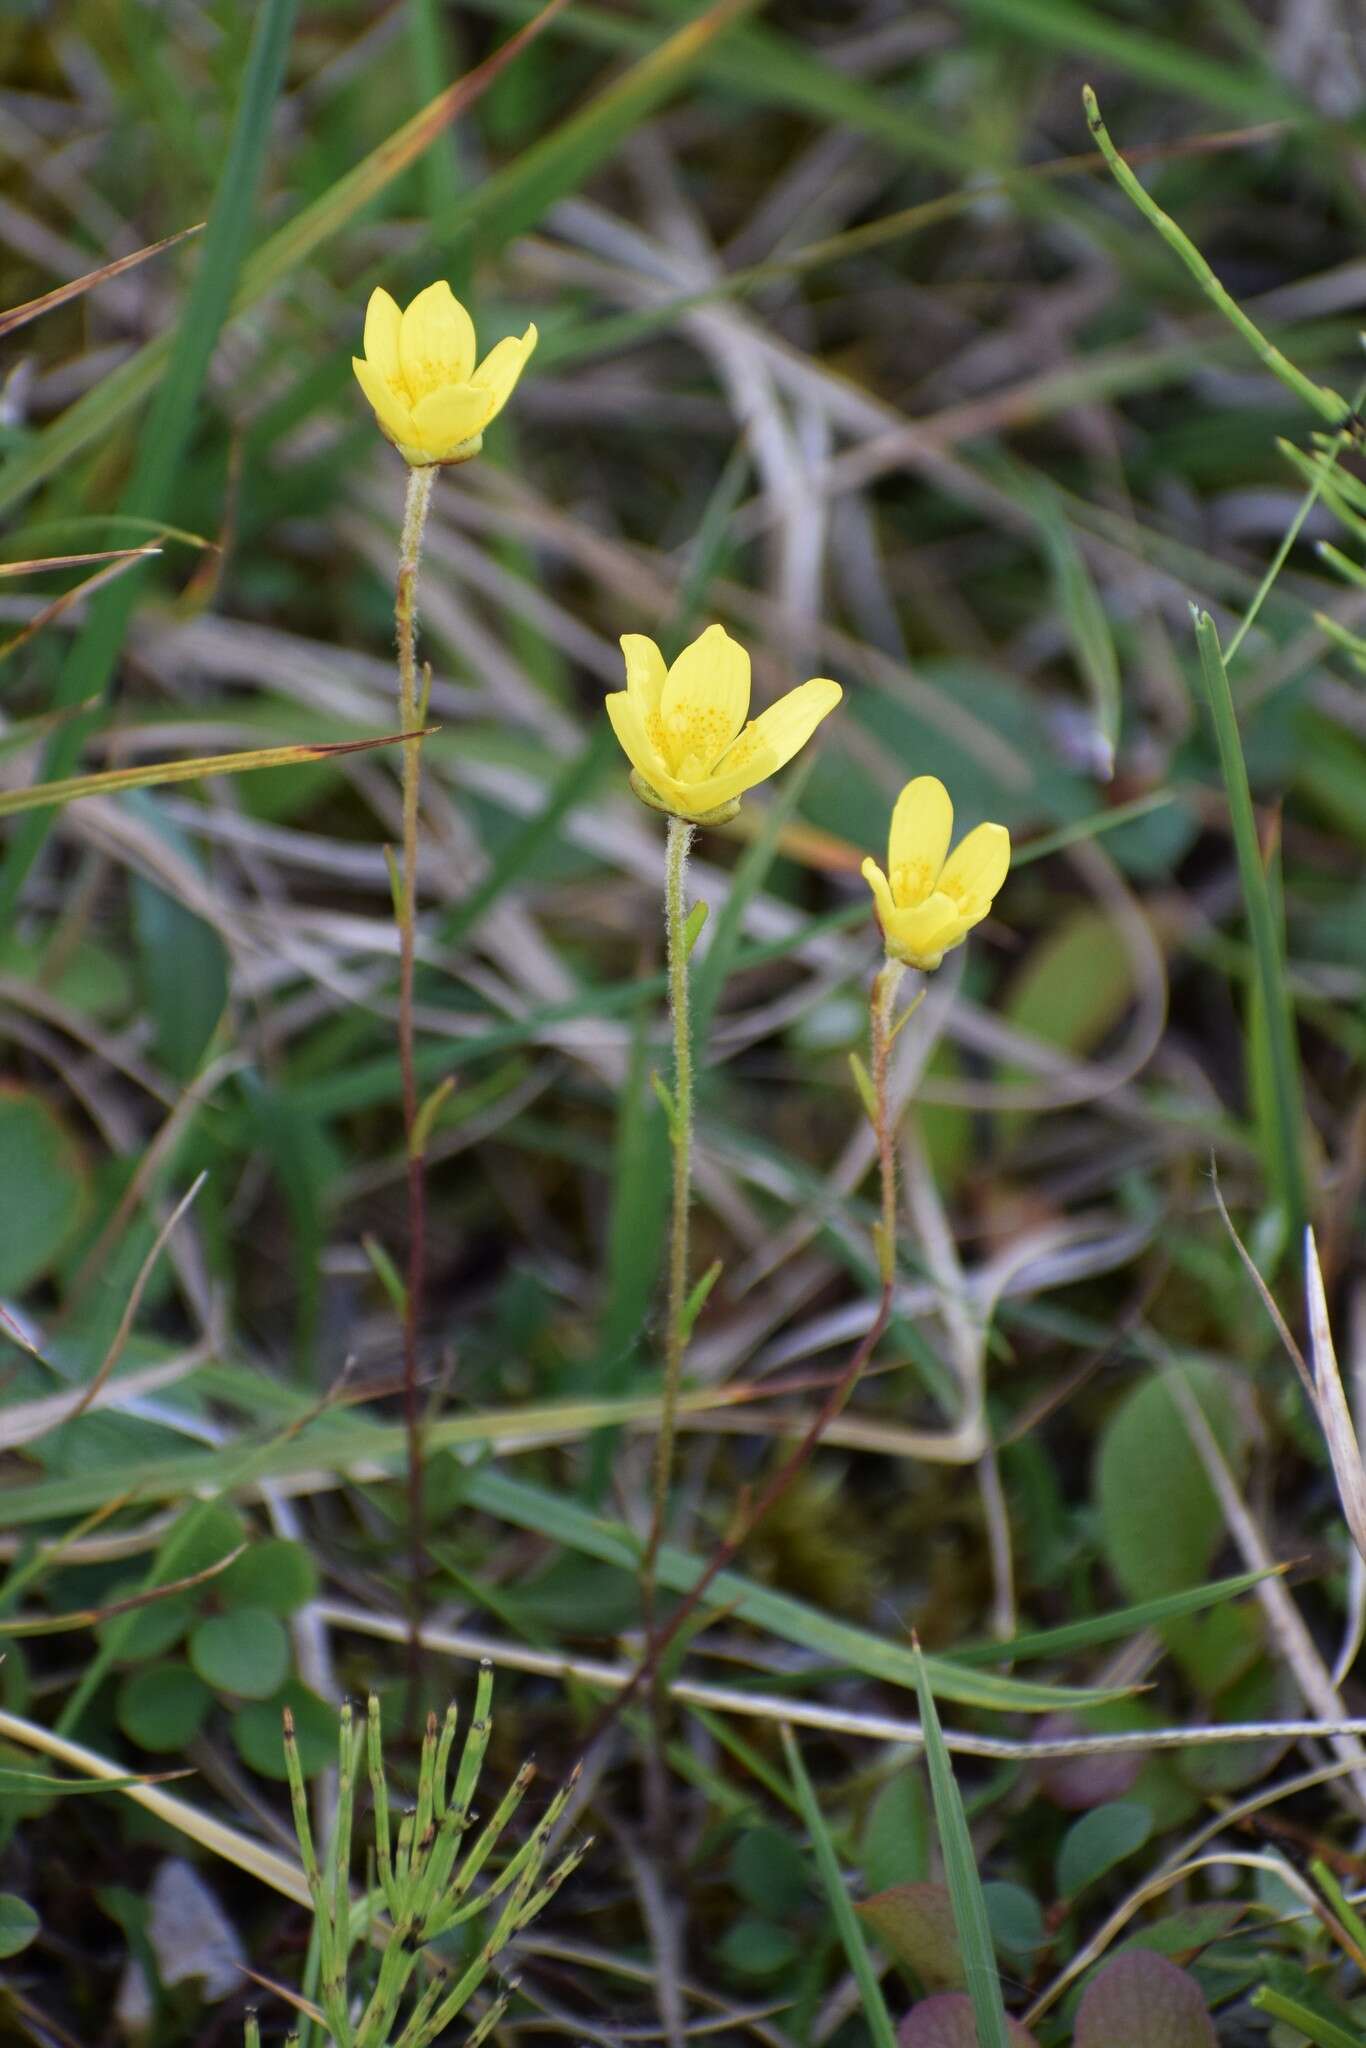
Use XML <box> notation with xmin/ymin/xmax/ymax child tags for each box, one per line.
<box><xmin>605</xmin><ymin>624</ymin><xmax>842</xmax><ymax>824</ymax></box>
<box><xmin>352</xmin><ymin>281</ymin><xmax>537</xmax><ymax>467</ymax></box>
<box><xmin>862</xmin><ymin>775</ymin><xmax>1009</xmax><ymax>970</ymax></box>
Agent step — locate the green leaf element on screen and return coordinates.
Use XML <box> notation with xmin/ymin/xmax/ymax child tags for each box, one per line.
<box><xmin>1095</xmin><ymin>1362</ymin><xmax>1247</xmax><ymax>1606</ymax></box>
<box><xmin>216</xmin><ymin>1539</ymin><xmax>318</xmax><ymax>1616</ymax></box>
<box><xmin>96</xmin><ymin>1586</ymin><xmax>193</xmax><ymax>1662</ymax></box>
<box><xmin>0</xmin><ymin>1087</ymin><xmax>87</xmax><ymax>1293</ymax></box>
<box><xmin>1033</xmin><ymin>488</ymin><xmax>1122</xmax><ymax>777</ymax></box>
<box><xmin>1076</xmin><ymin>1953</ymin><xmax>1216</xmax><ymax>2047</ymax></box>
<box><xmin>848</xmin><ymin>1051</ymin><xmax>879</xmax><ymax>1125</ymax></box>
<box><xmin>682</xmin><ymin>899</ymin><xmax>709</xmax><ymax>959</ymax></box>
<box><xmin>911</xmin><ymin>1646</ymin><xmax>1011</xmax><ymax>2048</ymax></box>
<box><xmin>999</xmin><ymin>909</ymin><xmax>1135</xmax><ymax>1140</ymax></box>
<box><xmin>189</xmin><ymin>1609</ymin><xmax>290</xmax><ymax>1700</ymax></box>
<box><xmin>0</xmin><ymin>1895</ymin><xmax>39</xmax><ymax>1958</ymax></box>
<box><xmin>131</xmin><ymin>867</ymin><xmax>228</xmax><ymax>1083</ymax></box>
<box><xmin>783</xmin><ymin>1727</ymin><xmax>898</xmax><ymax>2048</ymax></box>
<box><xmin>983</xmin><ymin>1882</ymin><xmax>1046</xmax><ymax>1964</ymax></box>
<box><xmin>0</xmin><ymin>0</ymin><xmax>301</xmax><ymax>921</ymax></box>
<box><xmin>716</xmin><ymin>1915</ymin><xmax>800</xmax><ymax>1980</ymax></box>
<box><xmin>950</xmin><ymin>1568</ymin><xmax>1279</xmax><ymax>1666</ymax></box>
<box><xmin>1194</xmin><ymin>608</ymin><xmax>1308</xmax><ymax>1230</ymax></box>
<box><xmin>860</xmin><ymin>1771</ymin><xmax>930</xmax><ymax>1894</ymax></box>
<box><xmin>467</xmin><ymin>1470</ymin><xmax>1133</xmax><ymax>1713</ymax></box>
<box><xmin>678</xmin><ymin>1259</ymin><xmax>722</xmax><ymax>1345</ymax></box>
<box><xmin>1056</xmin><ymin>1800</ymin><xmax>1152</xmax><ymax>1901</ymax></box>
<box><xmin>232</xmin><ymin>1683</ymin><xmax>335</xmax><ymax>1781</ymax></box>
<box><xmin>116</xmin><ymin>1662</ymin><xmax>211</xmax><ymax>1751</ymax></box>
<box><xmin>1250</xmin><ymin>1987</ymin><xmax>1362</xmax><ymax>2048</ymax></box>
<box><xmin>731</xmin><ymin>1827</ymin><xmax>809</xmax><ymax>1916</ymax></box>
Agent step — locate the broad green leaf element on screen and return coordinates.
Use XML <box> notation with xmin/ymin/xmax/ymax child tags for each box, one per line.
<box><xmin>860</xmin><ymin>1771</ymin><xmax>930</xmax><ymax>1894</ymax></box>
<box><xmin>982</xmin><ymin>1883</ymin><xmax>1046</xmax><ymax>1964</ymax></box>
<box><xmin>0</xmin><ymin>1087</ymin><xmax>87</xmax><ymax>1293</ymax></box>
<box><xmin>1096</xmin><ymin>1362</ymin><xmax>1247</xmax><ymax>1605</ymax></box>
<box><xmin>999</xmin><ymin>909</ymin><xmax>1135</xmax><ymax>1140</ymax></box>
<box><xmin>232</xmin><ymin>1684</ymin><xmax>335</xmax><ymax>1781</ymax></box>
<box><xmin>0</xmin><ymin>1895</ymin><xmax>39</xmax><ymax>1958</ymax></box>
<box><xmin>116</xmin><ymin>1662</ymin><xmax>211</xmax><ymax>1751</ymax></box>
<box><xmin>1055</xmin><ymin>1800</ymin><xmax>1152</xmax><ymax>1901</ymax></box>
<box><xmin>216</xmin><ymin>1539</ymin><xmax>318</xmax><ymax>1616</ymax></box>
<box><xmin>716</xmin><ymin>1916</ymin><xmax>800</xmax><ymax>1981</ymax></box>
<box><xmin>731</xmin><ymin>1827</ymin><xmax>809</xmax><ymax>1916</ymax></box>
<box><xmin>189</xmin><ymin>1610</ymin><xmax>290</xmax><ymax>1700</ymax></box>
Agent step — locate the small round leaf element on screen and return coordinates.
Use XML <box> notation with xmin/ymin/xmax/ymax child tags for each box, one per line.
<box><xmin>216</xmin><ymin>1539</ymin><xmax>317</xmax><ymax>1616</ymax></box>
<box><xmin>0</xmin><ymin>1895</ymin><xmax>39</xmax><ymax>1958</ymax></box>
<box><xmin>117</xmin><ymin>1662</ymin><xmax>210</xmax><ymax>1751</ymax></box>
<box><xmin>189</xmin><ymin>1609</ymin><xmax>289</xmax><ymax>1700</ymax></box>
<box><xmin>232</xmin><ymin>1684</ymin><xmax>335</xmax><ymax>1781</ymax></box>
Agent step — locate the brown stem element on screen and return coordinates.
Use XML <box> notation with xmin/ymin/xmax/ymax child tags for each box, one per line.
<box><xmin>590</xmin><ymin>960</ymin><xmax>907</xmax><ymax>1748</ymax></box>
<box><xmin>395</xmin><ymin>462</ymin><xmax>435</xmax><ymax>1722</ymax></box>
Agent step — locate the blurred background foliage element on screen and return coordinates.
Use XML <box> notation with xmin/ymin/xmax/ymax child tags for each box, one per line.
<box><xmin>2</xmin><ymin>0</ymin><xmax>1366</xmax><ymax>2042</ymax></box>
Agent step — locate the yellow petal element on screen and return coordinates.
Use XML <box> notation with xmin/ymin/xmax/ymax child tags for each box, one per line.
<box><xmin>398</xmin><ymin>281</ymin><xmax>477</xmax><ymax>400</ymax></box>
<box><xmin>660</xmin><ymin>625</ymin><xmax>750</xmax><ymax>777</ymax></box>
<box><xmin>887</xmin><ymin>775</ymin><xmax>953</xmax><ymax>908</ymax></box>
<box><xmin>409</xmin><ymin>383</ymin><xmax>495</xmax><ymax>459</ymax></box>
<box><xmin>938</xmin><ymin>821</ymin><xmax>1010</xmax><ymax>911</ymax></box>
<box><xmin>744</xmin><ymin>677</ymin><xmax>842</xmax><ymax>773</ymax></box>
<box><xmin>861</xmin><ymin>856</ymin><xmax>898</xmax><ymax>934</ymax></box>
<box><xmin>606</xmin><ymin>690</ymin><xmax>670</xmax><ymax>792</ymax></box>
<box><xmin>620</xmin><ymin>634</ymin><xmax>667</xmax><ymax>721</ymax></box>
<box><xmin>353</xmin><ymin>355</ymin><xmax>416</xmax><ymax>448</ymax></box>
<box><xmin>363</xmin><ymin>288</ymin><xmax>403</xmax><ymax>383</ymax></box>
<box><xmin>687</xmin><ymin>674</ymin><xmax>842</xmax><ymax>811</ymax></box>
<box><xmin>881</xmin><ymin>891</ymin><xmax>971</xmax><ymax>972</ymax></box>
<box><xmin>472</xmin><ymin>324</ymin><xmax>537</xmax><ymax>421</ymax></box>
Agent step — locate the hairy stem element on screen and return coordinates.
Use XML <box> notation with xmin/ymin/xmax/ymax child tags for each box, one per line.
<box><xmin>395</xmin><ymin>460</ymin><xmax>435</xmax><ymax>1715</ymax></box>
<box><xmin>598</xmin><ymin>958</ymin><xmax>908</xmax><ymax>1745</ymax></box>
<box><xmin>641</xmin><ymin>813</ymin><xmax>696</xmax><ymax>1627</ymax></box>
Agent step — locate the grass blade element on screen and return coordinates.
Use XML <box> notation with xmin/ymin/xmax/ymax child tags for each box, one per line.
<box><xmin>911</xmin><ymin>1641</ymin><xmax>1011</xmax><ymax>2048</ymax></box>
<box><xmin>782</xmin><ymin>1725</ymin><xmax>897</xmax><ymax>2048</ymax></box>
<box><xmin>0</xmin><ymin>223</ymin><xmax>203</xmax><ymax>340</ymax></box>
<box><xmin>0</xmin><ymin>0</ymin><xmax>300</xmax><ymax>921</ymax></box>
<box><xmin>1193</xmin><ymin>609</ymin><xmax>1308</xmax><ymax>1230</ymax></box>
<box><xmin>1250</xmin><ymin>1988</ymin><xmax>1362</xmax><ymax>2048</ymax></box>
<box><xmin>1082</xmin><ymin>85</ymin><xmax>1344</xmax><ymax>424</ymax></box>
<box><xmin>0</xmin><ymin>730</ymin><xmax>418</xmax><ymax>821</ymax></box>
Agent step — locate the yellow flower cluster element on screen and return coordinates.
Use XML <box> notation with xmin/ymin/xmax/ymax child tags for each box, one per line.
<box><xmin>355</xmin><ymin>283</ymin><xmax>1011</xmax><ymax>969</ymax></box>
<box><xmin>353</xmin><ymin>281</ymin><xmax>536</xmax><ymax>468</ymax></box>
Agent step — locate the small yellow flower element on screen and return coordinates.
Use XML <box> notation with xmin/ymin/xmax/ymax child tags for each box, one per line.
<box><xmin>352</xmin><ymin>281</ymin><xmax>537</xmax><ymax>467</ymax></box>
<box><xmin>862</xmin><ymin>775</ymin><xmax>1009</xmax><ymax>970</ymax></box>
<box><xmin>605</xmin><ymin>624</ymin><xmax>842</xmax><ymax>824</ymax></box>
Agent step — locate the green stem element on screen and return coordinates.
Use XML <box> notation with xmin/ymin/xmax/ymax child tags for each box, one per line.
<box><xmin>641</xmin><ymin>812</ymin><xmax>695</xmax><ymax>1624</ymax></box>
<box><xmin>1082</xmin><ymin>84</ymin><xmax>1345</xmax><ymax>428</ymax></box>
<box><xmin>593</xmin><ymin>955</ymin><xmax>908</xmax><ymax>1747</ymax></box>
<box><xmin>395</xmin><ymin>460</ymin><xmax>435</xmax><ymax>1715</ymax></box>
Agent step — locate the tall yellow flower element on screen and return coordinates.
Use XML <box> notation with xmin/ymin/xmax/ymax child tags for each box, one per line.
<box><xmin>353</xmin><ymin>281</ymin><xmax>536</xmax><ymax>468</ymax></box>
<box><xmin>862</xmin><ymin>775</ymin><xmax>1009</xmax><ymax>970</ymax></box>
<box><xmin>605</xmin><ymin>624</ymin><xmax>842</xmax><ymax>823</ymax></box>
